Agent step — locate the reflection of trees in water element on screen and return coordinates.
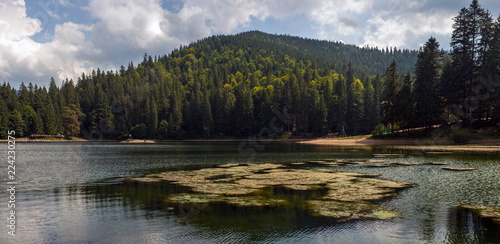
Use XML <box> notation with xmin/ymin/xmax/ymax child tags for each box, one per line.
<box><xmin>447</xmin><ymin>207</ymin><xmax>500</xmax><ymax>243</ymax></box>
<box><xmin>61</xmin><ymin>174</ymin><xmax>500</xmax><ymax>243</ymax></box>
<box><xmin>69</xmin><ymin>181</ymin><xmax>345</xmax><ymax>241</ymax></box>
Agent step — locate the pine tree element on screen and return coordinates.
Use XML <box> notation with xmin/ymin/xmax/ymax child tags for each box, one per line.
<box><xmin>334</xmin><ymin>75</ymin><xmax>347</xmax><ymax>132</ymax></box>
<box><xmin>234</xmin><ymin>84</ymin><xmax>254</xmax><ymax>136</ymax></box>
<box><xmin>22</xmin><ymin>105</ymin><xmax>43</xmax><ymax>135</ymax></box>
<box><xmin>382</xmin><ymin>61</ymin><xmax>400</xmax><ymax>131</ymax></box>
<box><xmin>414</xmin><ymin>37</ymin><xmax>443</xmax><ymax>127</ymax></box>
<box><xmin>349</xmin><ymin>79</ymin><xmax>365</xmax><ymax>134</ymax></box>
<box><xmin>9</xmin><ymin>110</ymin><xmax>24</xmax><ymax>136</ymax></box>
<box><xmin>200</xmin><ymin>85</ymin><xmax>213</xmax><ymax>137</ymax></box>
<box><xmin>90</xmin><ymin>87</ymin><xmax>115</xmax><ymax>138</ymax></box>
<box><xmin>0</xmin><ymin>99</ymin><xmax>10</xmax><ymax>138</ymax></box>
<box><xmin>395</xmin><ymin>74</ymin><xmax>414</xmax><ymax>129</ymax></box>
<box><xmin>450</xmin><ymin>0</ymin><xmax>491</xmax><ymax>123</ymax></box>
<box><xmin>146</xmin><ymin>97</ymin><xmax>158</xmax><ymax>138</ymax></box>
<box><xmin>363</xmin><ymin>78</ymin><xmax>377</xmax><ymax>133</ymax></box>
<box><xmin>482</xmin><ymin>15</ymin><xmax>500</xmax><ymax>121</ymax></box>
<box><xmin>372</xmin><ymin>74</ymin><xmax>383</xmax><ymax>123</ymax></box>
<box><xmin>49</xmin><ymin>78</ymin><xmax>64</xmax><ymax>133</ymax></box>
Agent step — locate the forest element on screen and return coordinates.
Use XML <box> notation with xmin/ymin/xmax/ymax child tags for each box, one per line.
<box><xmin>0</xmin><ymin>0</ymin><xmax>499</xmax><ymax>140</ymax></box>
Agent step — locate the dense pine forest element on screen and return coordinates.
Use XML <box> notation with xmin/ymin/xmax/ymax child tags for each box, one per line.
<box><xmin>1</xmin><ymin>0</ymin><xmax>499</xmax><ymax>140</ymax></box>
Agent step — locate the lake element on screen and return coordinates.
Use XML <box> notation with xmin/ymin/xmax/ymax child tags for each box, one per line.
<box><xmin>1</xmin><ymin>142</ymin><xmax>499</xmax><ymax>243</ymax></box>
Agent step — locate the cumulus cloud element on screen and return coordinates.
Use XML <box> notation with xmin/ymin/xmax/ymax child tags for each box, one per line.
<box><xmin>0</xmin><ymin>1</ymin><xmax>42</xmax><ymax>79</ymax></box>
<box><xmin>361</xmin><ymin>0</ymin><xmax>455</xmax><ymax>48</ymax></box>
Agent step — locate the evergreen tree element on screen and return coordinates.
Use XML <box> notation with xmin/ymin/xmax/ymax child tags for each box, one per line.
<box><xmin>18</xmin><ymin>83</ymin><xmax>30</xmax><ymax>106</ymax></box>
<box><xmin>382</xmin><ymin>61</ymin><xmax>400</xmax><ymax>131</ymax></box>
<box><xmin>395</xmin><ymin>74</ymin><xmax>414</xmax><ymax>129</ymax></box>
<box><xmin>450</xmin><ymin>0</ymin><xmax>491</xmax><ymax>123</ymax></box>
<box><xmin>9</xmin><ymin>109</ymin><xmax>25</xmax><ymax>136</ymax></box>
<box><xmin>157</xmin><ymin>120</ymin><xmax>169</xmax><ymax>139</ymax></box>
<box><xmin>363</xmin><ymin>78</ymin><xmax>377</xmax><ymax>133</ymax></box>
<box><xmin>146</xmin><ymin>97</ymin><xmax>158</xmax><ymax>138</ymax></box>
<box><xmin>49</xmin><ymin>78</ymin><xmax>64</xmax><ymax>132</ymax></box>
<box><xmin>234</xmin><ymin>84</ymin><xmax>254</xmax><ymax>136</ymax></box>
<box><xmin>0</xmin><ymin>99</ymin><xmax>10</xmax><ymax>138</ymax></box>
<box><xmin>372</xmin><ymin>74</ymin><xmax>383</xmax><ymax>123</ymax></box>
<box><xmin>334</xmin><ymin>75</ymin><xmax>348</xmax><ymax>132</ymax></box>
<box><xmin>200</xmin><ymin>86</ymin><xmax>213</xmax><ymax>137</ymax></box>
<box><xmin>483</xmin><ymin>15</ymin><xmax>500</xmax><ymax>121</ymax></box>
<box><xmin>35</xmin><ymin>88</ymin><xmax>59</xmax><ymax>134</ymax></box>
<box><xmin>22</xmin><ymin>105</ymin><xmax>43</xmax><ymax>135</ymax></box>
<box><xmin>349</xmin><ymin>79</ymin><xmax>365</xmax><ymax>135</ymax></box>
<box><xmin>90</xmin><ymin>87</ymin><xmax>115</xmax><ymax>138</ymax></box>
<box><xmin>414</xmin><ymin>37</ymin><xmax>443</xmax><ymax>127</ymax></box>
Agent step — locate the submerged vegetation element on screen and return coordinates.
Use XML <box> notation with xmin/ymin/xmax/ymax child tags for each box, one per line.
<box><xmin>127</xmin><ymin>162</ymin><xmax>412</xmax><ymax>221</ymax></box>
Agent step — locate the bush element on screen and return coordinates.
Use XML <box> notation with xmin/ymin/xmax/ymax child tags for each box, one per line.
<box><xmin>372</xmin><ymin>124</ymin><xmax>387</xmax><ymax>136</ymax></box>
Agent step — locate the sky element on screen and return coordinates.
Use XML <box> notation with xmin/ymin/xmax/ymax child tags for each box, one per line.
<box><xmin>1</xmin><ymin>0</ymin><xmax>499</xmax><ymax>87</ymax></box>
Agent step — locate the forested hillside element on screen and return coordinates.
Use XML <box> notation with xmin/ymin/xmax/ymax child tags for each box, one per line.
<box><xmin>0</xmin><ymin>31</ymin><xmax>419</xmax><ymax>139</ymax></box>
<box><xmin>4</xmin><ymin>0</ymin><xmax>499</xmax><ymax>141</ymax></box>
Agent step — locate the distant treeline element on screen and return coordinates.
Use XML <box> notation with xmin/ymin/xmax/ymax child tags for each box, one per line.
<box><xmin>1</xmin><ymin>0</ymin><xmax>498</xmax><ymax>140</ymax></box>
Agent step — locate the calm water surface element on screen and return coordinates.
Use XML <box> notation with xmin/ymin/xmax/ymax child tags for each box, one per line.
<box><xmin>1</xmin><ymin>142</ymin><xmax>499</xmax><ymax>243</ymax></box>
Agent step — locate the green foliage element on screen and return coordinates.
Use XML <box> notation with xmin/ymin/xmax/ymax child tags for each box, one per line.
<box><xmin>22</xmin><ymin>105</ymin><xmax>43</xmax><ymax>135</ymax></box>
<box><xmin>382</xmin><ymin>61</ymin><xmax>400</xmax><ymax>131</ymax></box>
<box><xmin>61</xmin><ymin>106</ymin><xmax>80</xmax><ymax>138</ymax></box>
<box><xmin>131</xmin><ymin>123</ymin><xmax>148</xmax><ymax>139</ymax></box>
<box><xmin>0</xmin><ymin>31</ymin><xmax>416</xmax><ymax>139</ymax></box>
<box><xmin>9</xmin><ymin>110</ymin><xmax>24</xmax><ymax>137</ymax></box>
<box><xmin>414</xmin><ymin>37</ymin><xmax>442</xmax><ymax>127</ymax></box>
<box><xmin>157</xmin><ymin>120</ymin><xmax>169</xmax><ymax>139</ymax></box>
<box><xmin>0</xmin><ymin>99</ymin><xmax>9</xmax><ymax>139</ymax></box>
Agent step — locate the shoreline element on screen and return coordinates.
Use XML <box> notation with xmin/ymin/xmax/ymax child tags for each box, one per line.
<box><xmin>4</xmin><ymin>137</ymin><xmax>500</xmax><ymax>152</ymax></box>
<box><xmin>298</xmin><ymin>138</ymin><xmax>500</xmax><ymax>152</ymax></box>
<box><xmin>0</xmin><ymin>138</ymin><xmax>306</xmax><ymax>143</ymax></box>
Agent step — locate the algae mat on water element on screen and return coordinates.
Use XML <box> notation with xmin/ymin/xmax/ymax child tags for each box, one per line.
<box><xmin>127</xmin><ymin>163</ymin><xmax>412</xmax><ymax>221</ymax></box>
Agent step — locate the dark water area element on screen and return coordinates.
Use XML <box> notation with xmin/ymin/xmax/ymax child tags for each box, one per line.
<box><xmin>0</xmin><ymin>142</ymin><xmax>499</xmax><ymax>243</ymax></box>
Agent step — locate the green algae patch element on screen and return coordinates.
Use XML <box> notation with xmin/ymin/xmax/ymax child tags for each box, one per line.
<box><xmin>129</xmin><ymin>163</ymin><xmax>411</xmax><ymax>221</ymax></box>
<box><xmin>306</xmin><ymin>200</ymin><xmax>399</xmax><ymax>221</ymax></box>
<box><xmin>458</xmin><ymin>205</ymin><xmax>500</xmax><ymax>224</ymax></box>
<box><xmin>372</xmin><ymin>210</ymin><xmax>399</xmax><ymax>219</ymax></box>
<box><xmin>166</xmin><ymin>193</ymin><xmax>288</xmax><ymax>207</ymax></box>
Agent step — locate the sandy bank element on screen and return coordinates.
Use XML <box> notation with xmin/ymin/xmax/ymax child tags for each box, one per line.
<box><xmin>299</xmin><ymin>138</ymin><xmax>500</xmax><ymax>152</ymax></box>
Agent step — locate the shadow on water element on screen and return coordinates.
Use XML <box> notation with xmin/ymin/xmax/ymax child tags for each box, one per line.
<box><xmin>447</xmin><ymin>207</ymin><xmax>500</xmax><ymax>244</ymax></box>
<box><xmin>71</xmin><ymin>180</ymin><xmax>351</xmax><ymax>243</ymax></box>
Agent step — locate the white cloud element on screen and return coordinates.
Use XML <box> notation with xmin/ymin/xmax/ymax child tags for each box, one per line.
<box><xmin>362</xmin><ymin>1</ymin><xmax>455</xmax><ymax>48</ymax></box>
<box><xmin>0</xmin><ymin>0</ymin><xmax>43</xmax><ymax>80</ymax></box>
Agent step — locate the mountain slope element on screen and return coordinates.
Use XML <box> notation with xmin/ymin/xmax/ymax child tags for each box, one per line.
<box><xmin>1</xmin><ymin>31</ymin><xmax>419</xmax><ymax>139</ymax></box>
<box><xmin>182</xmin><ymin>31</ymin><xmax>418</xmax><ymax>76</ymax></box>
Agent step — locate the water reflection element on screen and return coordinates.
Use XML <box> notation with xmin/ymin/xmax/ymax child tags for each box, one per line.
<box><xmin>447</xmin><ymin>207</ymin><xmax>500</xmax><ymax>243</ymax></box>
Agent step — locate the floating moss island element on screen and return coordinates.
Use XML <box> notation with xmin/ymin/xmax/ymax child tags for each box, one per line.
<box><xmin>126</xmin><ymin>163</ymin><xmax>412</xmax><ymax>221</ymax></box>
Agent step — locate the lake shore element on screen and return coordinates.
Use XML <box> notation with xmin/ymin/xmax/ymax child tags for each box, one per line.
<box><xmin>299</xmin><ymin>138</ymin><xmax>500</xmax><ymax>152</ymax></box>
<box><xmin>4</xmin><ymin>137</ymin><xmax>500</xmax><ymax>153</ymax></box>
<box><xmin>0</xmin><ymin>137</ymin><xmax>305</xmax><ymax>143</ymax></box>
